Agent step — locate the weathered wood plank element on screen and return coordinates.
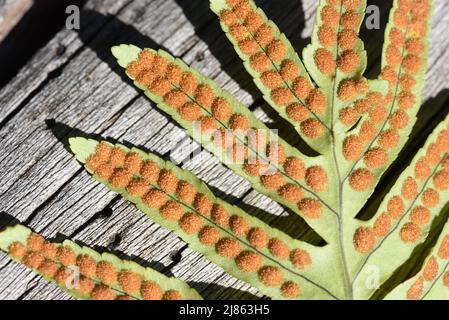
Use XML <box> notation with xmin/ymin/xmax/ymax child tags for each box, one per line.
<box><xmin>0</xmin><ymin>0</ymin><xmax>32</xmax><ymax>42</ymax></box>
<box><xmin>0</xmin><ymin>0</ymin><xmax>263</xmax><ymax>298</ymax></box>
<box><xmin>0</xmin><ymin>0</ymin><xmax>133</xmax><ymax>125</ymax></box>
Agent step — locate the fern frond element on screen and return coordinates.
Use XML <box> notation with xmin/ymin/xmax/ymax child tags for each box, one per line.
<box><xmin>304</xmin><ymin>0</ymin><xmax>369</xmax><ymax>88</ymax></box>
<box><xmin>0</xmin><ymin>224</ymin><xmax>201</xmax><ymax>300</ymax></box>
<box><xmin>348</xmin><ymin>113</ymin><xmax>449</xmax><ymax>299</ymax></box>
<box><xmin>385</xmin><ymin>217</ymin><xmax>449</xmax><ymax>300</ymax></box>
<box><xmin>69</xmin><ymin>137</ymin><xmax>343</xmax><ymax>299</ymax></box>
<box><xmin>339</xmin><ymin>0</ymin><xmax>432</xmax><ymax>193</ymax></box>
<box><xmin>303</xmin><ymin>0</ymin><xmax>388</xmax><ymax>137</ymax></box>
<box><xmin>35</xmin><ymin>0</ymin><xmax>442</xmax><ymax>300</ymax></box>
<box><xmin>210</xmin><ymin>0</ymin><xmax>331</xmax><ymax>153</ymax></box>
<box><xmin>111</xmin><ymin>45</ymin><xmax>340</xmax><ymax>240</ymax></box>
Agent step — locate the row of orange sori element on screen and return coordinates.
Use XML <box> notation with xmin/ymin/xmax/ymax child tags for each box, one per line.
<box><xmin>382</xmin><ymin>0</ymin><xmax>430</xmax><ymax>112</ymax></box>
<box><xmin>219</xmin><ymin>0</ymin><xmax>328</xmax><ymax>140</ymax></box>
<box><xmin>8</xmin><ymin>233</ymin><xmax>181</xmax><ymax>300</ymax></box>
<box><xmin>406</xmin><ymin>235</ymin><xmax>449</xmax><ymax>300</ymax></box>
<box><xmin>380</xmin><ymin>0</ymin><xmax>429</xmax><ymax>119</ymax></box>
<box><xmin>125</xmin><ymin>49</ymin><xmax>330</xmax><ymax>218</ymax></box>
<box><xmin>315</xmin><ymin>0</ymin><xmax>364</xmax><ymax>78</ymax></box>
<box><xmin>353</xmin><ymin>125</ymin><xmax>449</xmax><ymax>254</ymax></box>
<box><xmin>339</xmin><ymin>0</ymin><xmax>428</xmax><ymax>131</ymax></box>
<box><xmin>339</xmin><ymin>83</ymin><xmax>408</xmax><ymax>176</ymax></box>
<box><xmin>331</xmin><ymin>1</ymin><xmax>376</xmax><ymax>130</ymax></box>
<box><xmin>86</xmin><ymin>141</ymin><xmax>313</xmax><ymax>298</ymax></box>
<box><xmin>372</xmin><ymin>0</ymin><xmax>431</xmax><ymax>156</ymax></box>
<box><xmin>127</xmin><ymin>50</ymin><xmax>225</xmax><ymax>130</ymax></box>
<box><xmin>342</xmin><ymin>0</ymin><xmax>430</xmax><ymax>193</ymax></box>
<box><xmin>332</xmin><ymin>3</ymin><xmax>371</xmax><ymax>130</ymax></box>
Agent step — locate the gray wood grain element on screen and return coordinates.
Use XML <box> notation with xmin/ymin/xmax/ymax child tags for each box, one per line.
<box><xmin>0</xmin><ymin>0</ymin><xmax>32</xmax><ymax>41</ymax></box>
<box><xmin>0</xmin><ymin>0</ymin><xmax>448</xmax><ymax>300</ymax></box>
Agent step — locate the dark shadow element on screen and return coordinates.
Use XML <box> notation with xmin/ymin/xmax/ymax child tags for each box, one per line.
<box><xmin>240</xmin><ymin>202</ymin><xmax>327</xmax><ymax>246</ymax></box>
<box><xmin>45</xmin><ymin>118</ymin><xmax>122</xmax><ymax>154</ymax></box>
<box><xmin>0</xmin><ymin>212</ymin><xmax>22</xmax><ymax>232</ymax></box>
<box><xmin>191</xmin><ymin>281</ymin><xmax>263</xmax><ymax>300</ymax></box>
<box><xmin>356</xmin><ymin>90</ymin><xmax>449</xmax><ymax>221</ymax></box>
<box><xmin>167</xmin><ymin>245</ymin><xmax>187</xmax><ymax>268</ymax></box>
<box><xmin>257</xmin><ymin>101</ymin><xmax>321</xmax><ymax>157</ymax></box>
<box><xmin>0</xmin><ymin>0</ymin><xmax>87</xmax><ymax>89</ymax></box>
<box><xmin>255</xmin><ymin>0</ymin><xmax>310</xmax><ymax>53</ymax></box>
<box><xmin>46</xmin><ymin>119</ymin><xmax>163</xmax><ymax>160</ymax></box>
<box><xmin>64</xmin><ymin>195</ymin><xmax>120</xmax><ymax>241</ymax></box>
<box><xmin>75</xmin><ymin>10</ymin><xmax>172</xmax><ymax>87</ymax></box>
<box><xmin>360</xmin><ymin>0</ymin><xmax>393</xmax><ymax>78</ymax></box>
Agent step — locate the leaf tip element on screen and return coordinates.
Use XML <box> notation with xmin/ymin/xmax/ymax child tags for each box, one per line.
<box><xmin>111</xmin><ymin>44</ymin><xmax>141</xmax><ymax>68</ymax></box>
<box><xmin>0</xmin><ymin>224</ymin><xmax>31</xmax><ymax>251</ymax></box>
<box><xmin>69</xmin><ymin>137</ymin><xmax>98</xmax><ymax>164</ymax></box>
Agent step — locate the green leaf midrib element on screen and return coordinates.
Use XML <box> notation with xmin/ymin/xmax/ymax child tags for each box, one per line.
<box><xmin>327</xmin><ymin>0</ymin><xmax>355</xmax><ymax>300</ymax></box>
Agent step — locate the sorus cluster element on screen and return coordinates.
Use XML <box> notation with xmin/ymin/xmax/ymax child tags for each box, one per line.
<box><xmin>219</xmin><ymin>0</ymin><xmax>328</xmax><ymax>140</ymax></box>
<box><xmin>7</xmin><ymin>232</ymin><xmax>183</xmax><ymax>300</ymax></box>
<box><xmin>345</xmin><ymin>0</ymin><xmax>431</xmax><ymax>193</ymax></box>
<box><xmin>315</xmin><ymin>0</ymin><xmax>369</xmax><ymax>110</ymax></box>
<box><xmin>315</xmin><ymin>0</ymin><xmax>363</xmax><ymax>78</ymax></box>
<box><xmin>85</xmin><ymin>141</ymin><xmax>315</xmax><ymax>298</ymax></box>
<box><xmin>353</xmin><ymin>123</ymin><xmax>449</xmax><ymax>254</ymax></box>
<box><xmin>406</xmin><ymin>233</ymin><xmax>449</xmax><ymax>300</ymax></box>
<box><xmin>125</xmin><ymin>48</ymin><xmax>330</xmax><ymax>220</ymax></box>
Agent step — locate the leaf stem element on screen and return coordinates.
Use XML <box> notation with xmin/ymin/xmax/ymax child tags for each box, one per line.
<box><xmin>330</xmin><ymin>1</ymin><xmax>353</xmax><ymax>300</ymax></box>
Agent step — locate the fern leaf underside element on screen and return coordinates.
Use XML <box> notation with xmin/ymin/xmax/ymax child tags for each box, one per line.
<box><xmin>0</xmin><ymin>224</ymin><xmax>201</xmax><ymax>300</ymax></box>
<box><xmin>4</xmin><ymin>0</ymin><xmax>444</xmax><ymax>300</ymax></box>
<box><xmin>111</xmin><ymin>44</ymin><xmax>339</xmax><ymax>243</ymax></box>
<box><xmin>69</xmin><ymin>137</ymin><xmax>341</xmax><ymax>299</ymax></box>
<box><xmin>351</xmin><ymin>114</ymin><xmax>449</xmax><ymax>299</ymax></box>
<box><xmin>103</xmin><ymin>0</ymin><xmax>448</xmax><ymax>300</ymax></box>
<box><xmin>385</xmin><ymin>217</ymin><xmax>449</xmax><ymax>300</ymax></box>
